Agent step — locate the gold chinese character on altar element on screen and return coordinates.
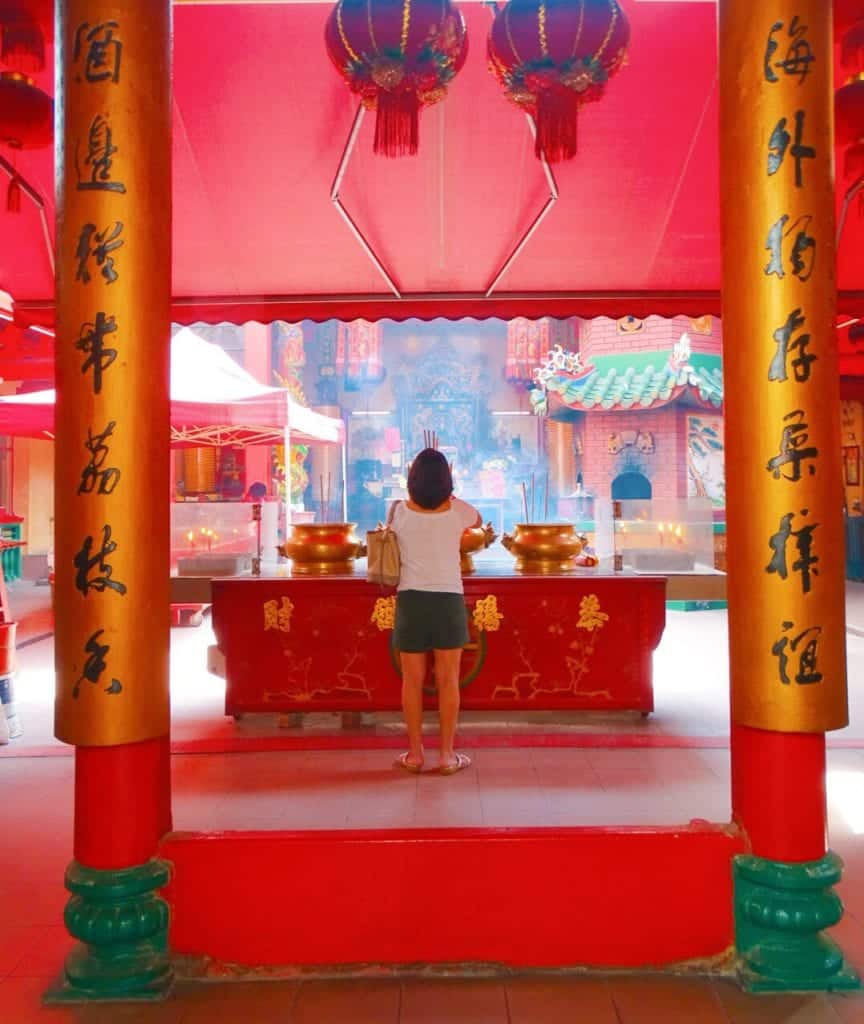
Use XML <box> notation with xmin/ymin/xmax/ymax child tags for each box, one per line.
<box><xmin>371</xmin><ymin>596</ymin><xmax>396</xmax><ymax>631</ymax></box>
<box><xmin>473</xmin><ymin>595</ymin><xmax>503</xmax><ymax>632</ymax></box>
<box><xmin>577</xmin><ymin>594</ymin><xmax>609</xmax><ymax>632</ymax></box>
<box><xmin>263</xmin><ymin>597</ymin><xmax>294</xmax><ymax>633</ymax></box>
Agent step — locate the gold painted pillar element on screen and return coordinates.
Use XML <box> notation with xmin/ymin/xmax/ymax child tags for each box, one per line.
<box><xmin>721</xmin><ymin>0</ymin><xmax>860</xmax><ymax>993</ymax></box>
<box><xmin>721</xmin><ymin>0</ymin><xmax>847</xmax><ymax>735</ymax></box>
<box><xmin>545</xmin><ymin>419</ymin><xmax>576</xmax><ymax>502</ymax></box>
<box><xmin>55</xmin><ymin>4</ymin><xmax>171</xmax><ymax>748</ymax></box>
<box><xmin>49</xmin><ymin>1</ymin><xmax>174</xmax><ymax>1002</ymax></box>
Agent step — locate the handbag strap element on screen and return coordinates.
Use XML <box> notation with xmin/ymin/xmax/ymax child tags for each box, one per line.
<box><xmin>385</xmin><ymin>499</ymin><xmax>400</xmax><ymax>528</ymax></box>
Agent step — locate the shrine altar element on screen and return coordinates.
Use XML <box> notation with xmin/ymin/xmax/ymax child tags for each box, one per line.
<box><xmin>213</xmin><ymin>570</ymin><xmax>666</xmax><ymax>717</ymax></box>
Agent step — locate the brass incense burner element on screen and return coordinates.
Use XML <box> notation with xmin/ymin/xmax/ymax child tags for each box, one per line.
<box><xmin>278</xmin><ymin>522</ymin><xmax>366</xmax><ymax>575</ymax></box>
<box><xmin>500</xmin><ymin>522</ymin><xmax>584</xmax><ymax>574</ymax></box>
<box><xmin>460</xmin><ymin>522</ymin><xmax>497</xmax><ymax>574</ymax></box>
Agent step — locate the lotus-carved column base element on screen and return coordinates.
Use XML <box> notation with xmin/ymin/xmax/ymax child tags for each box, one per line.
<box><xmin>45</xmin><ymin>860</ymin><xmax>172</xmax><ymax>1003</ymax></box>
<box><xmin>734</xmin><ymin>852</ymin><xmax>860</xmax><ymax>992</ymax></box>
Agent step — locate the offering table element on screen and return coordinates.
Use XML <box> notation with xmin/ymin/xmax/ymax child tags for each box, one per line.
<box><xmin>213</xmin><ymin>569</ymin><xmax>666</xmax><ymax>716</ymax></box>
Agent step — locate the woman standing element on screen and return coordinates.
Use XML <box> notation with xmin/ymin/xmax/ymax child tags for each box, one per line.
<box><xmin>389</xmin><ymin>448</ymin><xmax>481</xmax><ymax>775</ymax></box>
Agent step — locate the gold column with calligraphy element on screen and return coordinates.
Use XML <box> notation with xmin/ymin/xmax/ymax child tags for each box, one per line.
<box><xmin>55</xmin><ymin>2</ymin><xmax>171</xmax><ymax>746</ymax></box>
<box><xmin>721</xmin><ymin>0</ymin><xmax>847</xmax><ymax>733</ymax></box>
<box><xmin>545</xmin><ymin>419</ymin><xmax>576</xmax><ymax>503</ymax></box>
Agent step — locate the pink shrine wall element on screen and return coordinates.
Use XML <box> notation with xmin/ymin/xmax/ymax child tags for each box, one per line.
<box><xmin>579</xmin><ymin>315</ymin><xmax>723</xmax><ymax>361</ymax></box>
<box><xmin>576</xmin><ymin>315</ymin><xmax>722</xmax><ymax>501</ymax></box>
<box><xmin>580</xmin><ymin>407</ymin><xmax>689</xmax><ymax>501</ymax></box>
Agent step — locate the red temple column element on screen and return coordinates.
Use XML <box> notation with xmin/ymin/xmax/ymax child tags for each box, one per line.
<box><xmin>720</xmin><ymin>0</ymin><xmax>859</xmax><ymax>992</ymax></box>
<box><xmin>48</xmin><ymin>0</ymin><xmax>173</xmax><ymax>1003</ymax></box>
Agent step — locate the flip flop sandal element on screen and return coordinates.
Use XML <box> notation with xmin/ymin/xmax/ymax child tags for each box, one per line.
<box><xmin>439</xmin><ymin>753</ymin><xmax>472</xmax><ymax>776</ymax></box>
<box><xmin>395</xmin><ymin>752</ymin><xmax>423</xmax><ymax>774</ymax></box>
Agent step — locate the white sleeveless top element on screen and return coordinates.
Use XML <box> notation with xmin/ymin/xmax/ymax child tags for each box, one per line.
<box><xmin>390</xmin><ymin>497</ymin><xmax>479</xmax><ymax>594</ymax></box>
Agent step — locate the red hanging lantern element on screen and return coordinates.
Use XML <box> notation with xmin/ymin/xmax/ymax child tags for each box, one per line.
<box><xmin>836</xmin><ymin>76</ymin><xmax>864</xmax><ymax>175</ymax></box>
<box><xmin>325</xmin><ymin>0</ymin><xmax>468</xmax><ymax>158</ymax></box>
<box><xmin>488</xmin><ymin>0</ymin><xmax>630</xmax><ymax>163</ymax></box>
<box><xmin>0</xmin><ymin>69</ymin><xmax>52</xmax><ymax>148</ymax></box>
<box><xmin>835</xmin><ymin>0</ymin><xmax>864</xmax><ymax>72</ymax></box>
<box><xmin>0</xmin><ymin>1</ymin><xmax>51</xmax><ymax>74</ymax></box>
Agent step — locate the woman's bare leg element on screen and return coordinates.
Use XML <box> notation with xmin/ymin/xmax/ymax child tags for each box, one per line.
<box><xmin>400</xmin><ymin>651</ymin><xmax>427</xmax><ymax>767</ymax></box>
<box><xmin>434</xmin><ymin>647</ymin><xmax>463</xmax><ymax>769</ymax></box>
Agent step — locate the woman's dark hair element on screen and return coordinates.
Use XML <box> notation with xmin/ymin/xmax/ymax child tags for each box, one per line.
<box><xmin>407</xmin><ymin>448</ymin><xmax>453</xmax><ymax>509</ymax></box>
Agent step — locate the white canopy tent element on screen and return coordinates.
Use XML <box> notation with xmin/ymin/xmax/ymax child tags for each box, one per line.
<box><xmin>0</xmin><ymin>327</ymin><xmax>345</xmax><ymax>449</ymax></box>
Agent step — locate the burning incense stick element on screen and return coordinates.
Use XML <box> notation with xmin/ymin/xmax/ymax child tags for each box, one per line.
<box><xmin>327</xmin><ymin>471</ymin><xmax>332</xmax><ymax>522</ymax></box>
<box><xmin>544</xmin><ymin>469</ymin><xmax>549</xmax><ymax>521</ymax></box>
<box><xmin>319</xmin><ymin>475</ymin><xmax>325</xmax><ymax>523</ymax></box>
<box><xmin>522</xmin><ymin>482</ymin><xmax>529</xmax><ymax>524</ymax></box>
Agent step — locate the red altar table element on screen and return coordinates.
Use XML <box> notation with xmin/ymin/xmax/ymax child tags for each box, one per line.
<box><xmin>213</xmin><ymin>571</ymin><xmax>666</xmax><ymax>716</ymax></box>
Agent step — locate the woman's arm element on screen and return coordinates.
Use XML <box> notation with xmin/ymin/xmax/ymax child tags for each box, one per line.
<box><xmin>456</xmin><ymin>497</ymin><xmax>482</xmax><ymax>529</ymax></box>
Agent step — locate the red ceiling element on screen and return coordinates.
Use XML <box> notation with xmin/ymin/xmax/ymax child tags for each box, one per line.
<box><xmin>1</xmin><ymin>1</ymin><xmax>862</xmax><ymax>325</ymax></box>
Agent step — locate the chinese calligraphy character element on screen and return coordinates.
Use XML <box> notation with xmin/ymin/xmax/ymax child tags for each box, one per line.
<box><xmin>75</xmin><ymin>222</ymin><xmax>124</xmax><ymax>285</ymax></box>
<box><xmin>73</xmin><ymin>524</ymin><xmax>127</xmax><ymax>597</ymax></box>
<box><xmin>73</xmin><ymin>629</ymin><xmax>122</xmax><ymax>698</ymax></box>
<box><xmin>76</xmin><ymin>114</ymin><xmax>126</xmax><ymax>193</ymax></box>
<box><xmin>74</xmin><ymin>21</ymin><xmax>122</xmax><ymax>84</ymax></box>
<box><xmin>768</xmin><ymin>308</ymin><xmax>816</xmax><ymax>384</ymax></box>
<box><xmin>766</xmin><ymin>509</ymin><xmax>819</xmax><ymax>594</ymax></box>
<box><xmin>766</xmin><ymin>410</ymin><xmax>818</xmax><ymax>482</ymax></box>
<box><xmin>768</xmin><ymin>111</ymin><xmax>815</xmax><ymax>187</ymax></box>
<box><xmin>764</xmin><ymin>214</ymin><xmax>815</xmax><ymax>282</ymax></box>
<box><xmin>78</xmin><ymin>421</ymin><xmax>121</xmax><ymax>496</ymax></box>
<box><xmin>764</xmin><ymin>17</ymin><xmax>815</xmax><ymax>84</ymax></box>
<box><xmin>76</xmin><ymin>313</ymin><xmax>118</xmax><ymax>395</ymax></box>
<box><xmin>772</xmin><ymin>620</ymin><xmax>823</xmax><ymax>685</ymax></box>
<box><xmin>263</xmin><ymin>597</ymin><xmax>294</xmax><ymax>633</ymax></box>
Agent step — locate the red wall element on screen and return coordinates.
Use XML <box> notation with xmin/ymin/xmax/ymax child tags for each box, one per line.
<box><xmin>162</xmin><ymin>825</ymin><xmax>746</xmax><ymax>970</ymax></box>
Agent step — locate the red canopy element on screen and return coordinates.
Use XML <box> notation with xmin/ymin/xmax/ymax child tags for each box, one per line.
<box><xmin>1</xmin><ymin>1</ymin><xmax>862</xmax><ymax>325</ymax></box>
<box><xmin>0</xmin><ymin>328</ymin><xmax>345</xmax><ymax>446</ymax></box>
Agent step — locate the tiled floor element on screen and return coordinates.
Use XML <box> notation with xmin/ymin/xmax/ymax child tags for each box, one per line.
<box><xmin>2</xmin><ymin>750</ymin><xmax>864</xmax><ymax>1020</ymax></box>
<box><xmin>2</xmin><ymin>585</ymin><xmax>864</xmax><ymax>1018</ymax></box>
<box><xmin>170</xmin><ymin>745</ymin><xmax>735</xmax><ymax>829</ymax></box>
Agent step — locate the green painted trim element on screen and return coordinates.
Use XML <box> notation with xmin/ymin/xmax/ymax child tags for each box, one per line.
<box><xmin>666</xmin><ymin>599</ymin><xmax>728</xmax><ymax>612</ymax></box>
<box><xmin>734</xmin><ymin>852</ymin><xmax>861</xmax><ymax>993</ymax></box>
<box><xmin>44</xmin><ymin>859</ymin><xmax>173</xmax><ymax>1004</ymax></box>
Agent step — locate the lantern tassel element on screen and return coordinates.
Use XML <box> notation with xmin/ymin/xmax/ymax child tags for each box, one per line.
<box><xmin>1</xmin><ymin>22</ymin><xmax>46</xmax><ymax>74</ymax></box>
<box><xmin>845</xmin><ymin>143</ymin><xmax>864</xmax><ymax>183</ymax></box>
<box><xmin>374</xmin><ymin>89</ymin><xmax>420</xmax><ymax>158</ymax></box>
<box><xmin>6</xmin><ymin>177</ymin><xmax>22</xmax><ymax>214</ymax></box>
<box><xmin>534</xmin><ymin>88</ymin><xmax>581</xmax><ymax>163</ymax></box>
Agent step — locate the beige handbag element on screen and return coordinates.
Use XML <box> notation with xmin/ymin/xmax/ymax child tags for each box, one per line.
<box><xmin>366</xmin><ymin>501</ymin><xmax>400</xmax><ymax>586</ymax></box>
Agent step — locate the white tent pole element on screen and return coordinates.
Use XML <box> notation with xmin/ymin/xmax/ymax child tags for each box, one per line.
<box><xmin>341</xmin><ymin>431</ymin><xmax>348</xmax><ymax>522</ymax></box>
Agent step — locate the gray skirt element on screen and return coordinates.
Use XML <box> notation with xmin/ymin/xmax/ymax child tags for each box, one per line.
<box><xmin>393</xmin><ymin>590</ymin><xmax>470</xmax><ymax>652</ymax></box>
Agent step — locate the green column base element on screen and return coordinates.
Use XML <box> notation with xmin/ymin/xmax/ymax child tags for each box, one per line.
<box><xmin>734</xmin><ymin>851</ymin><xmax>861</xmax><ymax>993</ymax></box>
<box><xmin>44</xmin><ymin>859</ymin><xmax>173</xmax><ymax>1004</ymax></box>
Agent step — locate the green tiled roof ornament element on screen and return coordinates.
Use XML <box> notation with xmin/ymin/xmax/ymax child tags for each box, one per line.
<box><xmin>529</xmin><ymin>332</ymin><xmax>723</xmax><ymax>417</ymax></box>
